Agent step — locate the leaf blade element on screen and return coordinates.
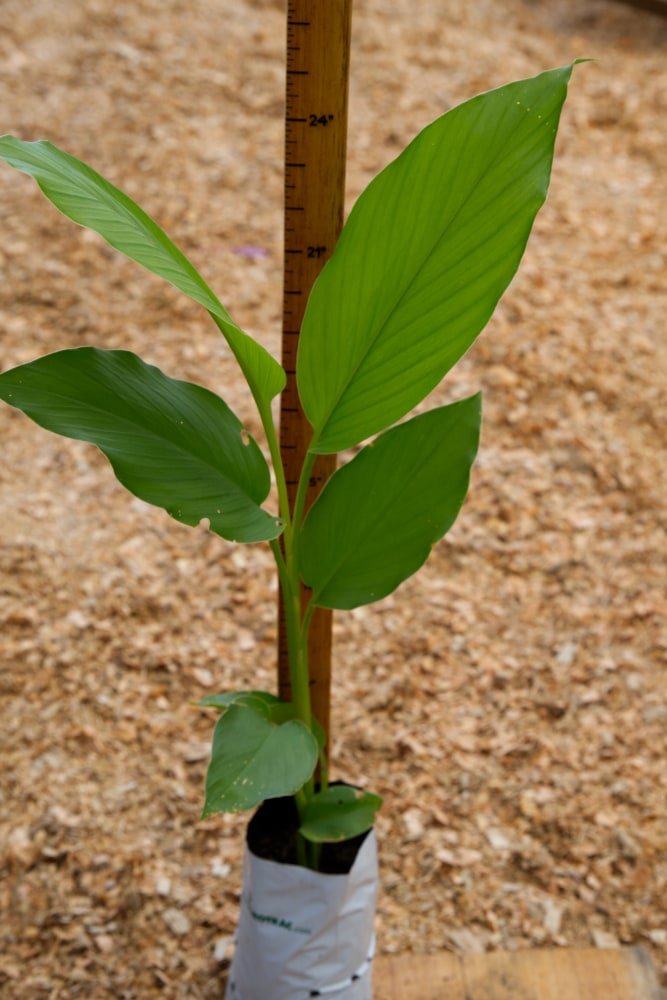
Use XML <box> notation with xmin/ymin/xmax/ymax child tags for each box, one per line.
<box><xmin>202</xmin><ymin>703</ymin><xmax>318</xmax><ymax>815</ymax></box>
<box><xmin>0</xmin><ymin>347</ymin><xmax>282</xmax><ymax>542</ymax></box>
<box><xmin>199</xmin><ymin>691</ymin><xmax>281</xmax><ymax>712</ymax></box>
<box><xmin>300</xmin><ymin>395</ymin><xmax>481</xmax><ymax>609</ymax></box>
<box><xmin>297</xmin><ymin>65</ymin><xmax>575</xmax><ymax>452</ymax></box>
<box><xmin>299</xmin><ymin>786</ymin><xmax>382</xmax><ymax>844</ymax></box>
<box><xmin>0</xmin><ymin>136</ymin><xmax>285</xmax><ymax>404</ymax></box>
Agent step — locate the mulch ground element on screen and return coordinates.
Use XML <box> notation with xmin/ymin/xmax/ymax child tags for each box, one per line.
<box><xmin>1</xmin><ymin>0</ymin><xmax>665</xmax><ymax>996</ymax></box>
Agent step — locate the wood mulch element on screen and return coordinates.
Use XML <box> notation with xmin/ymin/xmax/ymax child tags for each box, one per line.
<box><xmin>1</xmin><ymin>0</ymin><xmax>665</xmax><ymax>996</ymax></box>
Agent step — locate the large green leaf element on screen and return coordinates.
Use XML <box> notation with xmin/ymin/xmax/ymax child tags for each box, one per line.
<box><xmin>300</xmin><ymin>394</ymin><xmax>481</xmax><ymax>609</ymax></box>
<box><xmin>299</xmin><ymin>786</ymin><xmax>382</xmax><ymax>844</ymax></box>
<box><xmin>0</xmin><ymin>136</ymin><xmax>285</xmax><ymax>406</ymax></box>
<box><xmin>0</xmin><ymin>348</ymin><xmax>282</xmax><ymax>543</ymax></box>
<box><xmin>202</xmin><ymin>701</ymin><xmax>318</xmax><ymax>815</ymax></box>
<box><xmin>297</xmin><ymin>65</ymin><xmax>575</xmax><ymax>453</ymax></box>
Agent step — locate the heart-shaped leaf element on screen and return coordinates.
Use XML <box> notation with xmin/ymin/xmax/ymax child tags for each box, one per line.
<box><xmin>299</xmin><ymin>786</ymin><xmax>382</xmax><ymax>843</ymax></box>
<box><xmin>298</xmin><ymin>65</ymin><xmax>575</xmax><ymax>453</ymax></box>
<box><xmin>0</xmin><ymin>347</ymin><xmax>282</xmax><ymax>543</ymax></box>
<box><xmin>202</xmin><ymin>701</ymin><xmax>318</xmax><ymax>815</ymax></box>
<box><xmin>0</xmin><ymin>136</ymin><xmax>285</xmax><ymax>407</ymax></box>
<box><xmin>300</xmin><ymin>394</ymin><xmax>481</xmax><ymax>609</ymax></box>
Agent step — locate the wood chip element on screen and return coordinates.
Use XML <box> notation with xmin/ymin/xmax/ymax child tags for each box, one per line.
<box><xmin>1</xmin><ymin>0</ymin><xmax>666</xmax><ymax>994</ymax></box>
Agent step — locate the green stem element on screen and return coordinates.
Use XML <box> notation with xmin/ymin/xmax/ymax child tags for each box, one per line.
<box><xmin>296</xmin><ymin>836</ymin><xmax>308</xmax><ymax>868</ymax></box>
<box><xmin>269</xmin><ymin>537</ymin><xmax>289</xmax><ymax>593</ymax></box>
<box><xmin>293</xmin><ymin>449</ymin><xmax>316</xmax><ymax>537</ymax></box>
<box><xmin>298</xmin><ymin>595</ymin><xmax>322</xmax><ymax>804</ymax></box>
<box><xmin>294</xmin><ymin>787</ymin><xmax>308</xmax><ymax>815</ymax></box>
<box><xmin>301</xmin><ymin>598</ymin><xmax>315</xmax><ymax>645</ymax></box>
<box><xmin>271</xmin><ymin>538</ymin><xmax>317</xmax><ymax>869</ymax></box>
<box><xmin>264</xmin><ymin>428</ymin><xmax>321</xmax><ymax>867</ymax></box>
<box><xmin>318</xmin><ymin>745</ymin><xmax>329</xmax><ymax>793</ymax></box>
<box><xmin>257</xmin><ymin>397</ymin><xmax>292</xmax><ymax>547</ymax></box>
<box><xmin>269</xmin><ymin>540</ymin><xmax>309</xmax><ymax>726</ymax></box>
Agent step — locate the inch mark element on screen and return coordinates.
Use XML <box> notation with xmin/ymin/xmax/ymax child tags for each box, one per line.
<box><xmin>309</xmin><ymin>113</ymin><xmax>335</xmax><ymax>127</ymax></box>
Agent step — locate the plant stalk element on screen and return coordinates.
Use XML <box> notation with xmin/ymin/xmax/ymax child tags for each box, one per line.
<box><xmin>269</xmin><ymin>430</ymin><xmax>325</xmax><ymax>867</ymax></box>
<box><xmin>258</xmin><ymin>397</ymin><xmax>293</xmax><ymax>548</ymax></box>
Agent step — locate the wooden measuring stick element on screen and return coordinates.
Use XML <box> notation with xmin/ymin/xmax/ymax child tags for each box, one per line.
<box><xmin>278</xmin><ymin>0</ymin><xmax>353</xmax><ymax>749</ymax></box>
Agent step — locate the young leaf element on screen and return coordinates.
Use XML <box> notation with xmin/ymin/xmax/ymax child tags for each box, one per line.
<box><xmin>0</xmin><ymin>136</ymin><xmax>285</xmax><ymax>407</ymax></box>
<box><xmin>299</xmin><ymin>394</ymin><xmax>481</xmax><ymax>609</ymax></box>
<box><xmin>298</xmin><ymin>64</ymin><xmax>575</xmax><ymax>453</ymax></box>
<box><xmin>299</xmin><ymin>786</ymin><xmax>383</xmax><ymax>844</ymax></box>
<box><xmin>0</xmin><ymin>348</ymin><xmax>282</xmax><ymax>543</ymax></box>
<box><xmin>199</xmin><ymin>691</ymin><xmax>281</xmax><ymax>712</ymax></box>
<box><xmin>202</xmin><ymin>702</ymin><xmax>318</xmax><ymax>816</ymax></box>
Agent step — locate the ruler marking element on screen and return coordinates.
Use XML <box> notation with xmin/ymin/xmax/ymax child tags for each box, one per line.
<box><xmin>280</xmin><ymin>0</ymin><xmax>352</xmax><ymax>751</ymax></box>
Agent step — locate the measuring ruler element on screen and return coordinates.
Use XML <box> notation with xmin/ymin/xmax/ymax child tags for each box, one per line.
<box><xmin>278</xmin><ymin>0</ymin><xmax>353</xmax><ymax>746</ymax></box>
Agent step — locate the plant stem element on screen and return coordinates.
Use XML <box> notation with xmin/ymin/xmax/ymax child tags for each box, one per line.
<box><xmin>270</xmin><ymin>541</ymin><xmax>309</xmax><ymax>727</ymax></box>
<box><xmin>292</xmin><ymin>449</ymin><xmax>316</xmax><ymax>536</ymax></box>
<box><xmin>257</xmin><ymin>397</ymin><xmax>292</xmax><ymax>548</ymax></box>
<box><xmin>296</xmin><ymin>834</ymin><xmax>308</xmax><ymax>868</ymax></box>
<box><xmin>266</xmin><ymin>429</ymin><xmax>322</xmax><ymax>867</ymax></box>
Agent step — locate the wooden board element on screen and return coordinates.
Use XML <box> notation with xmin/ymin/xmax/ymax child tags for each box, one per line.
<box><xmin>374</xmin><ymin>948</ymin><xmax>666</xmax><ymax>1000</ymax></box>
<box><xmin>277</xmin><ymin>0</ymin><xmax>353</xmax><ymax>746</ymax></box>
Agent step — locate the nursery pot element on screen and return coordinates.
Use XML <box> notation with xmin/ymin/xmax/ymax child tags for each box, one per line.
<box><xmin>225</xmin><ymin>792</ymin><xmax>378</xmax><ymax>1000</ymax></box>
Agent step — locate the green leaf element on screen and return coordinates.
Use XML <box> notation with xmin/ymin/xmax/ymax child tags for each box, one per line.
<box><xmin>300</xmin><ymin>394</ymin><xmax>481</xmax><ymax>609</ymax></box>
<box><xmin>199</xmin><ymin>691</ymin><xmax>280</xmax><ymax>712</ymax></box>
<box><xmin>298</xmin><ymin>65</ymin><xmax>575</xmax><ymax>453</ymax></box>
<box><xmin>0</xmin><ymin>347</ymin><xmax>282</xmax><ymax>543</ymax></box>
<box><xmin>0</xmin><ymin>136</ymin><xmax>285</xmax><ymax>406</ymax></box>
<box><xmin>202</xmin><ymin>702</ymin><xmax>318</xmax><ymax>815</ymax></box>
<box><xmin>299</xmin><ymin>786</ymin><xmax>382</xmax><ymax>844</ymax></box>
<box><xmin>199</xmin><ymin>693</ymin><xmax>325</xmax><ymax>754</ymax></box>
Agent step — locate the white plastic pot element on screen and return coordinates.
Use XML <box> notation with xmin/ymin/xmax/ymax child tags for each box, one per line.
<box><xmin>225</xmin><ymin>805</ymin><xmax>378</xmax><ymax>1000</ymax></box>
